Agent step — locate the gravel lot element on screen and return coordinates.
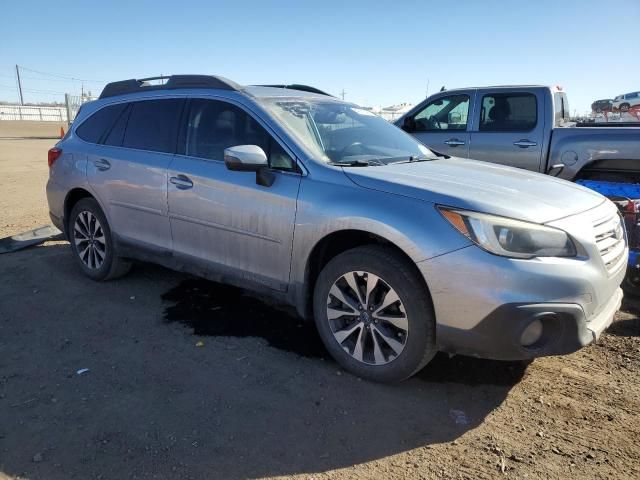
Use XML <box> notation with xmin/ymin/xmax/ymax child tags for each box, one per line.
<box><xmin>1</xmin><ymin>122</ymin><xmax>638</xmax><ymax>480</ymax></box>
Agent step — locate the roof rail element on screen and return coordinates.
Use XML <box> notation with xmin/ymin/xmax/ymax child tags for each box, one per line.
<box><xmin>99</xmin><ymin>75</ymin><xmax>242</xmax><ymax>99</ymax></box>
<box><xmin>257</xmin><ymin>84</ymin><xmax>334</xmax><ymax>97</ymax></box>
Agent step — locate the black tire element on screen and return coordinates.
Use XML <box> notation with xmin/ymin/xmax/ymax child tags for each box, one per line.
<box><xmin>623</xmin><ymin>268</ymin><xmax>640</xmax><ymax>298</ymax></box>
<box><xmin>620</xmin><ymin>103</ymin><xmax>630</xmax><ymax>112</ymax></box>
<box><xmin>68</xmin><ymin>198</ymin><xmax>131</xmax><ymax>281</ymax></box>
<box><xmin>313</xmin><ymin>245</ymin><xmax>437</xmax><ymax>383</ymax></box>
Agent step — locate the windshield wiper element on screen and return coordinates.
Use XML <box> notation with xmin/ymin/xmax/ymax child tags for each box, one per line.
<box><xmin>388</xmin><ymin>155</ymin><xmax>435</xmax><ymax>165</ymax></box>
<box><xmin>330</xmin><ymin>159</ymin><xmax>384</xmax><ymax>167</ymax></box>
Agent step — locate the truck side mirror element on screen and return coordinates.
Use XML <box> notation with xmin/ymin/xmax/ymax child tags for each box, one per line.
<box><xmin>401</xmin><ymin>116</ymin><xmax>416</xmax><ymax>132</ymax></box>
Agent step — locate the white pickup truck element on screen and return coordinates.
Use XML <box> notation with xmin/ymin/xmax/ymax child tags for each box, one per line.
<box><xmin>396</xmin><ymin>85</ymin><xmax>640</xmax><ymax>184</ymax></box>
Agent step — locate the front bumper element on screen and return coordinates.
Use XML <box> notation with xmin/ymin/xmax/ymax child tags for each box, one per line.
<box><xmin>418</xmin><ymin>241</ymin><xmax>627</xmax><ymax>361</ymax></box>
<box><xmin>432</xmin><ymin>288</ymin><xmax>622</xmax><ymax>361</ymax></box>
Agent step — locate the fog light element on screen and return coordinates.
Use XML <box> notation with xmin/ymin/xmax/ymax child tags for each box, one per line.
<box><xmin>520</xmin><ymin>319</ymin><xmax>543</xmax><ymax>347</ymax></box>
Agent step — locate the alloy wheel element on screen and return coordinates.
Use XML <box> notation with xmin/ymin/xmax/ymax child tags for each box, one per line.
<box><xmin>73</xmin><ymin>211</ymin><xmax>106</xmax><ymax>270</ymax></box>
<box><xmin>326</xmin><ymin>271</ymin><xmax>409</xmax><ymax>365</ymax></box>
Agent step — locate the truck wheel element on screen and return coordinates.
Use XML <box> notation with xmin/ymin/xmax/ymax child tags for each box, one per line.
<box><xmin>313</xmin><ymin>245</ymin><xmax>437</xmax><ymax>383</ymax></box>
<box><xmin>68</xmin><ymin>198</ymin><xmax>131</xmax><ymax>281</ymax></box>
<box><xmin>623</xmin><ymin>268</ymin><xmax>640</xmax><ymax>298</ymax></box>
<box><xmin>620</xmin><ymin>103</ymin><xmax>630</xmax><ymax>112</ymax></box>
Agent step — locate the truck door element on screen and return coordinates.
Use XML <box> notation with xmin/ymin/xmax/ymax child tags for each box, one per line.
<box><xmin>400</xmin><ymin>92</ymin><xmax>473</xmax><ymax>157</ymax></box>
<box><xmin>468</xmin><ymin>91</ymin><xmax>544</xmax><ymax>172</ymax></box>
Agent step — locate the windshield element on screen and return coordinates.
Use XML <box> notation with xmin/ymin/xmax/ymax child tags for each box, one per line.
<box><xmin>259</xmin><ymin>97</ymin><xmax>435</xmax><ymax>165</ymax></box>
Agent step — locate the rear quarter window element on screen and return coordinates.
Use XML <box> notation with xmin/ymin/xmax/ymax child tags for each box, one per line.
<box><xmin>76</xmin><ymin>103</ymin><xmax>128</xmax><ymax>144</ymax></box>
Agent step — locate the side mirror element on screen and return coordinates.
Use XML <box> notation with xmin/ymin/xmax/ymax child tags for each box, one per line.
<box><xmin>223</xmin><ymin>145</ymin><xmax>275</xmax><ymax>187</ymax></box>
<box><xmin>224</xmin><ymin>145</ymin><xmax>268</xmax><ymax>171</ymax></box>
<box><xmin>401</xmin><ymin>116</ymin><xmax>416</xmax><ymax>132</ymax></box>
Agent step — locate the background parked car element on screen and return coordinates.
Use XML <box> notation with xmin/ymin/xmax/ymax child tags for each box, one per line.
<box><xmin>613</xmin><ymin>91</ymin><xmax>640</xmax><ymax>112</ymax></box>
<box><xmin>591</xmin><ymin>99</ymin><xmax>613</xmax><ymax>113</ymax></box>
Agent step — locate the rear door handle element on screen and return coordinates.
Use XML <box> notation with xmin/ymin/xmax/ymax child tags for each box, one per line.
<box><xmin>444</xmin><ymin>138</ymin><xmax>465</xmax><ymax>146</ymax></box>
<box><xmin>93</xmin><ymin>158</ymin><xmax>111</xmax><ymax>171</ymax></box>
<box><xmin>170</xmin><ymin>174</ymin><xmax>193</xmax><ymax>190</ymax></box>
<box><xmin>513</xmin><ymin>139</ymin><xmax>537</xmax><ymax>148</ymax></box>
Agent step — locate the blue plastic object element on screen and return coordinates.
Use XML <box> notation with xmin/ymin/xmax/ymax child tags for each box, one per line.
<box><xmin>630</xmin><ymin>250</ymin><xmax>639</xmax><ymax>269</ymax></box>
<box><xmin>575</xmin><ymin>180</ymin><xmax>640</xmax><ymax>199</ymax></box>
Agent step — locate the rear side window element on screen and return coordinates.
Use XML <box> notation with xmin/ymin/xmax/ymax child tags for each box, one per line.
<box><xmin>184</xmin><ymin>99</ymin><xmax>295</xmax><ymax>170</ymax></box>
<box><xmin>479</xmin><ymin>93</ymin><xmax>537</xmax><ymax>132</ymax></box>
<box><xmin>76</xmin><ymin>103</ymin><xmax>128</xmax><ymax>143</ymax></box>
<box><xmin>123</xmin><ymin>99</ymin><xmax>184</xmax><ymax>153</ymax></box>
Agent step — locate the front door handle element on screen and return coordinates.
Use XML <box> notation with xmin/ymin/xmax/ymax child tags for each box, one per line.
<box><xmin>514</xmin><ymin>139</ymin><xmax>537</xmax><ymax>148</ymax></box>
<box><xmin>93</xmin><ymin>158</ymin><xmax>111</xmax><ymax>171</ymax></box>
<box><xmin>444</xmin><ymin>138</ymin><xmax>465</xmax><ymax>146</ymax></box>
<box><xmin>170</xmin><ymin>174</ymin><xmax>193</xmax><ymax>190</ymax></box>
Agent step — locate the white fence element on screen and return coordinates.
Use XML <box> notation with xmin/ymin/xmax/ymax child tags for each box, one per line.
<box><xmin>0</xmin><ymin>104</ymin><xmax>68</xmax><ymax>122</ymax></box>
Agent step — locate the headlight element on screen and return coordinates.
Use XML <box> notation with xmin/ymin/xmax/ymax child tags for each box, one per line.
<box><xmin>438</xmin><ymin>207</ymin><xmax>577</xmax><ymax>259</ymax></box>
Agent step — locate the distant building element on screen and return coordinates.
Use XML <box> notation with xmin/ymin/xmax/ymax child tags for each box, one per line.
<box><xmin>370</xmin><ymin>102</ymin><xmax>414</xmax><ymax>122</ymax></box>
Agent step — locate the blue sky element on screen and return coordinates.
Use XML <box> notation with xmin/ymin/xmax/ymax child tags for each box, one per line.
<box><xmin>1</xmin><ymin>0</ymin><xmax>638</xmax><ymax>114</ymax></box>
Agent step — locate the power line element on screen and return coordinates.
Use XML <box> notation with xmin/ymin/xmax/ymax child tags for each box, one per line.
<box><xmin>18</xmin><ymin>65</ymin><xmax>107</xmax><ymax>84</ymax></box>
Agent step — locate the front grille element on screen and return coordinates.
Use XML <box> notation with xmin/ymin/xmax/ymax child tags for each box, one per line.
<box><xmin>592</xmin><ymin>209</ymin><xmax>626</xmax><ymax>272</ymax></box>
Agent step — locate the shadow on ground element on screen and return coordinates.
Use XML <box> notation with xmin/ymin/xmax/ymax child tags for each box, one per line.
<box><xmin>0</xmin><ymin>244</ymin><xmax>525</xmax><ymax>479</ymax></box>
<box><xmin>608</xmin><ymin>297</ymin><xmax>640</xmax><ymax>337</ymax></box>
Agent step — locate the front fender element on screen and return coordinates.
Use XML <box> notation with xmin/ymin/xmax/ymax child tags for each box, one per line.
<box><xmin>290</xmin><ymin>175</ymin><xmax>472</xmax><ymax>290</ymax></box>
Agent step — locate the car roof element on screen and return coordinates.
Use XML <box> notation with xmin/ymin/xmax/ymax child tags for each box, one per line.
<box><xmin>98</xmin><ymin>75</ymin><xmax>334</xmax><ymax>102</ymax></box>
<box><xmin>243</xmin><ymin>85</ymin><xmax>332</xmax><ymax>99</ymax></box>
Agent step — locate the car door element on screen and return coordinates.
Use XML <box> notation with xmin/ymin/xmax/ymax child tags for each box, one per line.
<box><xmin>167</xmin><ymin>98</ymin><xmax>301</xmax><ymax>291</ymax></box>
<box><xmin>85</xmin><ymin>98</ymin><xmax>184</xmax><ymax>251</ymax></box>
<box><xmin>401</xmin><ymin>92</ymin><xmax>473</xmax><ymax>157</ymax></box>
<box><xmin>468</xmin><ymin>91</ymin><xmax>544</xmax><ymax>172</ymax></box>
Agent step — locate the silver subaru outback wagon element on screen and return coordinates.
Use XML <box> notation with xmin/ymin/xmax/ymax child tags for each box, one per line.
<box><xmin>46</xmin><ymin>75</ymin><xmax>628</xmax><ymax>382</ymax></box>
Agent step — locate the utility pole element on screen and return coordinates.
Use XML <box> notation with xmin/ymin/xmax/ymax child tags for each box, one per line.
<box><xmin>426</xmin><ymin>79</ymin><xmax>430</xmax><ymax>98</ymax></box>
<box><xmin>340</xmin><ymin>89</ymin><xmax>346</xmax><ymax>101</ymax></box>
<box><xmin>15</xmin><ymin>64</ymin><xmax>24</xmax><ymax>105</ymax></box>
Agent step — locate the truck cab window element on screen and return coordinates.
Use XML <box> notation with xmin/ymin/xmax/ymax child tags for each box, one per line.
<box><xmin>480</xmin><ymin>93</ymin><xmax>537</xmax><ymax>132</ymax></box>
<box><xmin>413</xmin><ymin>95</ymin><xmax>469</xmax><ymax>132</ymax></box>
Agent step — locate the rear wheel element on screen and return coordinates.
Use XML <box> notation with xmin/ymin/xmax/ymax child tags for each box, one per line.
<box><xmin>68</xmin><ymin>198</ymin><xmax>131</xmax><ymax>281</ymax></box>
<box><xmin>313</xmin><ymin>245</ymin><xmax>436</xmax><ymax>383</ymax></box>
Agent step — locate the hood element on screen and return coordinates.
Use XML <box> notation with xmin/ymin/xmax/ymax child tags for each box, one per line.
<box><xmin>343</xmin><ymin>157</ymin><xmax>605</xmax><ymax>223</ymax></box>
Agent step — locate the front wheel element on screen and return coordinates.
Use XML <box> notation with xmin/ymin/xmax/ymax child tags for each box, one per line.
<box><xmin>68</xmin><ymin>198</ymin><xmax>131</xmax><ymax>281</ymax></box>
<box><xmin>620</xmin><ymin>103</ymin><xmax>630</xmax><ymax>112</ymax></box>
<box><xmin>313</xmin><ymin>245</ymin><xmax>437</xmax><ymax>382</ymax></box>
<box><xmin>623</xmin><ymin>267</ymin><xmax>640</xmax><ymax>298</ymax></box>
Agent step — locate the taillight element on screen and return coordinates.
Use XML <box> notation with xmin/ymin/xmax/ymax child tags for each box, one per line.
<box><xmin>48</xmin><ymin>147</ymin><xmax>62</xmax><ymax>167</ymax></box>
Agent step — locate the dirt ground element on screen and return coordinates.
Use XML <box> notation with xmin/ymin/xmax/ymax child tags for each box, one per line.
<box><xmin>0</xmin><ymin>122</ymin><xmax>638</xmax><ymax>480</ymax></box>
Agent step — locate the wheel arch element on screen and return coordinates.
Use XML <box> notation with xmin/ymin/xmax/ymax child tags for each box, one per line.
<box><xmin>575</xmin><ymin>158</ymin><xmax>640</xmax><ymax>183</ymax></box>
<box><xmin>296</xmin><ymin>229</ymin><xmax>431</xmax><ymax>320</ymax></box>
<box><xmin>63</xmin><ymin>187</ymin><xmax>96</xmax><ymax>236</ymax></box>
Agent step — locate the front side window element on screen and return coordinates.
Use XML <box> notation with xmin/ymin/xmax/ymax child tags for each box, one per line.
<box><xmin>413</xmin><ymin>95</ymin><xmax>469</xmax><ymax>132</ymax></box>
<box><xmin>479</xmin><ymin>93</ymin><xmax>537</xmax><ymax>132</ymax></box>
<box><xmin>185</xmin><ymin>99</ymin><xmax>295</xmax><ymax>171</ymax></box>
<box><xmin>76</xmin><ymin>103</ymin><xmax>128</xmax><ymax>144</ymax></box>
<box><xmin>259</xmin><ymin>97</ymin><xmax>434</xmax><ymax>165</ymax></box>
<box><xmin>122</xmin><ymin>99</ymin><xmax>184</xmax><ymax>153</ymax></box>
